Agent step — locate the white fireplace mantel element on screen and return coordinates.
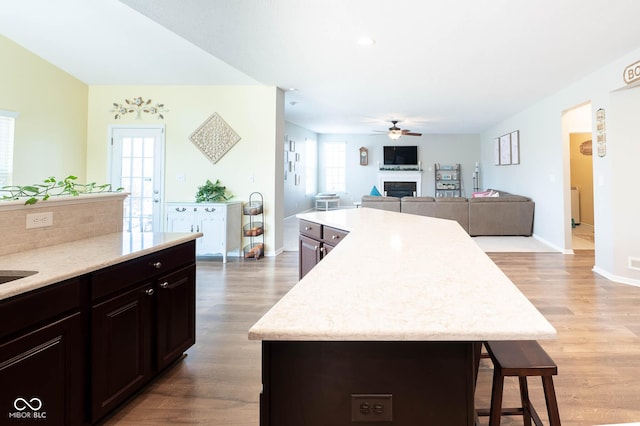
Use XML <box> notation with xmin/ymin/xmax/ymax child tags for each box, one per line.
<box><xmin>378</xmin><ymin>170</ymin><xmax>423</xmax><ymax>196</ymax></box>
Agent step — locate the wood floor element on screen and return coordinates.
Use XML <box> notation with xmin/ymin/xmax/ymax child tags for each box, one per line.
<box><xmin>104</xmin><ymin>250</ymin><xmax>640</xmax><ymax>425</ymax></box>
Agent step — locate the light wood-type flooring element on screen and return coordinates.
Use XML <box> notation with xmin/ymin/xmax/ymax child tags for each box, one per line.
<box><xmin>104</xmin><ymin>250</ymin><xmax>640</xmax><ymax>425</ymax></box>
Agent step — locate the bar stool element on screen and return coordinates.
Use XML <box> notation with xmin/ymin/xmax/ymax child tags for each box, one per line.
<box><xmin>477</xmin><ymin>340</ymin><xmax>561</xmax><ymax>426</ymax></box>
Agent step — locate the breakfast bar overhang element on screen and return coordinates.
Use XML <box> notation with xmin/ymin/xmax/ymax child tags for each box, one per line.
<box><xmin>249</xmin><ymin>208</ymin><xmax>556</xmax><ymax>425</ymax></box>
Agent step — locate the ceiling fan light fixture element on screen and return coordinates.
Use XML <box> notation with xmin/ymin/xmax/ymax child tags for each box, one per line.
<box><xmin>388</xmin><ymin>130</ymin><xmax>402</xmax><ymax>140</ymax></box>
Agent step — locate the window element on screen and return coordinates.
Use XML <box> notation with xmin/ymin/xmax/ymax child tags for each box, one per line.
<box><xmin>323</xmin><ymin>141</ymin><xmax>345</xmax><ymax>193</ymax></box>
<box><xmin>0</xmin><ymin>110</ymin><xmax>18</xmax><ymax>187</ymax></box>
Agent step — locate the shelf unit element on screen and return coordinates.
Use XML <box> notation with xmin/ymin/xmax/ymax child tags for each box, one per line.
<box><xmin>242</xmin><ymin>192</ymin><xmax>264</xmax><ymax>259</ymax></box>
<box><xmin>434</xmin><ymin>163</ymin><xmax>462</xmax><ymax>197</ymax></box>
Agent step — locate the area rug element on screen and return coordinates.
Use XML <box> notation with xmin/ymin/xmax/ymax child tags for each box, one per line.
<box><xmin>471</xmin><ymin>236</ymin><xmax>558</xmax><ymax>253</ymax></box>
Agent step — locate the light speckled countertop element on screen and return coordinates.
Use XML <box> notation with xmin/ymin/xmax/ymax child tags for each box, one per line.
<box><xmin>249</xmin><ymin>208</ymin><xmax>557</xmax><ymax>341</ymax></box>
<box><xmin>0</xmin><ymin>232</ymin><xmax>201</xmax><ymax>301</ymax></box>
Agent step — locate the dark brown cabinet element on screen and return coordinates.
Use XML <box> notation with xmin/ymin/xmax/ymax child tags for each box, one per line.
<box><xmin>90</xmin><ymin>242</ymin><xmax>196</xmax><ymax>423</ymax></box>
<box><xmin>156</xmin><ymin>265</ymin><xmax>196</xmax><ymax>370</ymax></box>
<box><xmin>298</xmin><ymin>220</ymin><xmax>348</xmax><ymax>279</ymax></box>
<box><xmin>0</xmin><ymin>240</ymin><xmax>196</xmax><ymax>424</ymax></box>
<box><xmin>91</xmin><ymin>281</ymin><xmax>154</xmax><ymax>421</ymax></box>
<box><xmin>0</xmin><ymin>278</ymin><xmax>84</xmax><ymax>426</ymax></box>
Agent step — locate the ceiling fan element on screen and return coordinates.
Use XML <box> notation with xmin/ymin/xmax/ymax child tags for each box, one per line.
<box><xmin>377</xmin><ymin>120</ymin><xmax>422</xmax><ymax>140</ymax></box>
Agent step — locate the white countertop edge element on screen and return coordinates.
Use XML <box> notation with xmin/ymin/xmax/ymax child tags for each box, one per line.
<box><xmin>248</xmin><ymin>330</ymin><xmax>558</xmax><ymax>341</ymax></box>
<box><xmin>0</xmin><ymin>232</ymin><xmax>201</xmax><ymax>301</ymax></box>
<box><xmin>0</xmin><ymin>192</ymin><xmax>128</xmax><ymax>211</ymax></box>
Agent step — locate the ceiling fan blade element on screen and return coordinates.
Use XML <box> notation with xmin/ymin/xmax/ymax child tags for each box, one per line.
<box><xmin>403</xmin><ymin>132</ymin><xmax>422</xmax><ymax>136</ymax></box>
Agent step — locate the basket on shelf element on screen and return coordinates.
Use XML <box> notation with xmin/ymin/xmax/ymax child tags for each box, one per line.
<box><xmin>243</xmin><ymin>201</ymin><xmax>263</xmax><ymax>215</ymax></box>
<box><xmin>243</xmin><ymin>222</ymin><xmax>264</xmax><ymax>237</ymax></box>
<box><xmin>243</xmin><ymin>243</ymin><xmax>264</xmax><ymax>259</ymax></box>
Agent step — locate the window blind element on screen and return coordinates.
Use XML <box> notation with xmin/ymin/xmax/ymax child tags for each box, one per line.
<box><xmin>0</xmin><ymin>110</ymin><xmax>18</xmax><ymax>187</ymax></box>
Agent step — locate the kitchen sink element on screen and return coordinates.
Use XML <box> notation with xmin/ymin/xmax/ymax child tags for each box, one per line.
<box><xmin>0</xmin><ymin>270</ymin><xmax>38</xmax><ymax>284</ymax></box>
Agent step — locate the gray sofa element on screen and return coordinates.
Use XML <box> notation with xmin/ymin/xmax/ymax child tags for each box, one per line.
<box><xmin>361</xmin><ymin>195</ymin><xmax>401</xmax><ymax>212</ymax></box>
<box><xmin>401</xmin><ymin>196</ymin><xmax>470</xmax><ymax>233</ymax></box>
<box><xmin>362</xmin><ymin>190</ymin><xmax>534</xmax><ymax>236</ymax></box>
<box><xmin>467</xmin><ymin>191</ymin><xmax>534</xmax><ymax>236</ymax></box>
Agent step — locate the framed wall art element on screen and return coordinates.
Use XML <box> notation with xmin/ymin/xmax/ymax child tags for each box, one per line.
<box><xmin>499</xmin><ymin>134</ymin><xmax>511</xmax><ymax>165</ymax></box>
<box><xmin>510</xmin><ymin>131</ymin><xmax>520</xmax><ymax>164</ymax></box>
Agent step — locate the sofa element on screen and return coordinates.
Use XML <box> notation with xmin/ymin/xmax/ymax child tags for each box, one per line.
<box><xmin>467</xmin><ymin>191</ymin><xmax>534</xmax><ymax>236</ymax></box>
<box><xmin>401</xmin><ymin>196</ymin><xmax>470</xmax><ymax>233</ymax></box>
<box><xmin>362</xmin><ymin>190</ymin><xmax>534</xmax><ymax>236</ymax></box>
<box><xmin>361</xmin><ymin>195</ymin><xmax>401</xmax><ymax>212</ymax></box>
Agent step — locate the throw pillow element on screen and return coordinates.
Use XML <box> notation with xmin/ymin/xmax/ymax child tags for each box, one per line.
<box><xmin>370</xmin><ymin>185</ymin><xmax>381</xmax><ymax>196</ymax></box>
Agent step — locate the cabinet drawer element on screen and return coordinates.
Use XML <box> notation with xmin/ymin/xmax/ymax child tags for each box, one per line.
<box><xmin>195</xmin><ymin>205</ymin><xmax>224</xmax><ymax>217</ymax></box>
<box><xmin>299</xmin><ymin>220</ymin><xmax>322</xmax><ymax>239</ymax></box>
<box><xmin>91</xmin><ymin>241</ymin><xmax>195</xmax><ymax>301</ymax></box>
<box><xmin>323</xmin><ymin>226</ymin><xmax>348</xmax><ymax>245</ymax></box>
<box><xmin>0</xmin><ymin>277</ymin><xmax>82</xmax><ymax>340</ymax></box>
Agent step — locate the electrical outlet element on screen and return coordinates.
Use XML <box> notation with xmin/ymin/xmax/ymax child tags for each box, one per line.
<box><xmin>351</xmin><ymin>394</ymin><xmax>392</xmax><ymax>422</ymax></box>
<box><xmin>26</xmin><ymin>212</ymin><xmax>53</xmax><ymax>229</ymax></box>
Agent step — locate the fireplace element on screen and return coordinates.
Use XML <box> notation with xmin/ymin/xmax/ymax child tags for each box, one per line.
<box><xmin>378</xmin><ymin>170</ymin><xmax>423</xmax><ymax>197</ymax></box>
<box><xmin>384</xmin><ymin>181</ymin><xmax>417</xmax><ymax>198</ymax></box>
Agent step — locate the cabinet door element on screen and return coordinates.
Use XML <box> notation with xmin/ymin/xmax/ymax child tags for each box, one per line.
<box><xmin>197</xmin><ymin>207</ymin><xmax>225</xmax><ymax>255</ymax></box>
<box><xmin>156</xmin><ymin>264</ymin><xmax>196</xmax><ymax>370</ymax></box>
<box><xmin>299</xmin><ymin>235</ymin><xmax>321</xmax><ymax>279</ymax></box>
<box><xmin>0</xmin><ymin>313</ymin><xmax>83</xmax><ymax>426</ymax></box>
<box><xmin>166</xmin><ymin>208</ymin><xmax>195</xmax><ymax>233</ymax></box>
<box><xmin>91</xmin><ymin>282</ymin><xmax>154</xmax><ymax>422</ymax></box>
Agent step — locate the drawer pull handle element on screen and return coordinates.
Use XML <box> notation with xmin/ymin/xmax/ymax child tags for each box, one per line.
<box><xmin>145</xmin><ymin>288</ymin><xmax>155</xmax><ymax>296</ymax></box>
<box><xmin>305</xmin><ymin>226</ymin><xmax>312</xmax><ymax>231</ymax></box>
<box><xmin>331</xmin><ymin>235</ymin><xmax>339</xmax><ymax>240</ymax></box>
<box><xmin>205</xmin><ymin>207</ymin><xmax>216</xmax><ymax>212</ymax></box>
<box><xmin>152</xmin><ymin>262</ymin><xmax>162</xmax><ymax>269</ymax></box>
<box><xmin>175</xmin><ymin>207</ymin><xmax>186</xmax><ymax>212</ymax></box>
<box><xmin>160</xmin><ymin>282</ymin><xmax>169</xmax><ymax>289</ymax></box>
<box><xmin>314</xmin><ymin>245</ymin><xmax>319</xmax><ymax>251</ymax></box>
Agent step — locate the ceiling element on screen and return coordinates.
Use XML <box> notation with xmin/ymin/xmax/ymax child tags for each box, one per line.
<box><xmin>2</xmin><ymin>0</ymin><xmax>640</xmax><ymax>135</ymax></box>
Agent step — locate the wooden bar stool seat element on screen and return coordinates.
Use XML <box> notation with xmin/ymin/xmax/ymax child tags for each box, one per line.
<box><xmin>477</xmin><ymin>340</ymin><xmax>561</xmax><ymax>426</ymax></box>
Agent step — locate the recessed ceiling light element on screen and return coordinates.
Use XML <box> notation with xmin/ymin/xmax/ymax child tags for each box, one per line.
<box><xmin>357</xmin><ymin>37</ymin><xmax>375</xmax><ymax>46</ymax></box>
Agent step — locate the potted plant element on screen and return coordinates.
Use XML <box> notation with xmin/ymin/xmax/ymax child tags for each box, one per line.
<box><xmin>194</xmin><ymin>179</ymin><xmax>233</xmax><ymax>203</ymax></box>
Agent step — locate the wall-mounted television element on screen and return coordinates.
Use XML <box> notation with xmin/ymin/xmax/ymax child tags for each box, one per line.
<box><xmin>383</xmin><ymin>146</ymin><xmax>418</xmax><ymax>165</ymax></box>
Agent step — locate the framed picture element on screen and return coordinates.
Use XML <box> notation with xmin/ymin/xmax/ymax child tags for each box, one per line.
<box><xmin>288</xmin><ymin>161</ymin><xmax>293</xmax><ymax>172</ymax></box>
<box><xmin>295</xmin><ymin>174</ymin><xmax>300</xmax><ymax>185</ymax></box>
<box><xmin>494</xmin><ymin>138</ymin><xmax>500</xmax><ymax>165</ymax></box>
<box><xmin>295</xmin><ymin>153</ymin><xmax>300</xmax><ymax>162</ymax></box>
<box><xmin>289</xmin><ymin>140</ymin><xmax>295</xmax><ymax>152</ymax></box>
<box><xmin>499</xmin><ymin>134</ymin><xmax>511</xmax><ymax>165</ymax></box>
<box><xmin>510</xmin><ymin>131</ymin><xmax>520</xmax><ymax>164</ymax></box>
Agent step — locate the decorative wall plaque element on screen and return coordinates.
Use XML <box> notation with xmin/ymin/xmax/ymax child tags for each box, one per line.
<box><xmin>596</xmin><ymin>108</ymin><xmax>606</xmax><ymax>157</ymax></box>
<box><xmin>189</xmin><ymin>113</ymin><xmax>241</xmax><ymax>164</ymax></box>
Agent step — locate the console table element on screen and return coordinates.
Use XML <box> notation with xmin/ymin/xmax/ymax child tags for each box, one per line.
<box><xmin>315</xmin><ymin>193</ymin><xmax>340</xmax><ymax>211</ymax></box>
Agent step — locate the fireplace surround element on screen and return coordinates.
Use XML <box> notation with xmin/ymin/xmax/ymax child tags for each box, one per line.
<box><xmin>378</xmin><ymin>170</ymin><xmax>423</xmax><ymax>197</ymax></box>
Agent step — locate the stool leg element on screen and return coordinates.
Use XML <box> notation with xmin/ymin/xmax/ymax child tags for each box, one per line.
<box><xmin>542</xmin><ymin>376</ymin><xmax>562</xmax><ymax>426</ymax></box>
<box><xmin>518</xmin><ymin>376</ymin><xmax>532</xmax><ymax>426</ymax></box>
<box><xmin>488</xmin><ymin>369</ymin><xmax>504</xmax><ymax>426</ymax></box>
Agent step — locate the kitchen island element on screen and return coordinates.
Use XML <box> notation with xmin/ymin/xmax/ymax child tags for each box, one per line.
<box><xmin>249</xmin><ymin>208</ymin><xmax>556</xmax><ymax>425</ymax></box>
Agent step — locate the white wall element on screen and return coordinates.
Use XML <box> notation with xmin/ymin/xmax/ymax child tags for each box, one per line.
<box><xmin>87</xmin><ymin>85</ymin><xmax>284</xmax><ymax>256</ymax></box>
<box><xmin>284</xmin><ymin>122</ymin><xmax>318</xmax><ymax>217</ymax></box>
<box><xmin>318</xmin><ymin>133</ymin><xmax>481</xmax><ymax>205</ymax></box>
<box><xmin>609</xmin><ymin>86</ymin><xmax>640</xmax><ymax>283</ymax></box>
<box><xmin>480</xmin><ymin>47</ymin><xmax>640</xmax><ymax>284</ymax></box>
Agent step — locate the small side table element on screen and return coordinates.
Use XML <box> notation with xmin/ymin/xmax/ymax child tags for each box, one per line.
<box><xmin>315</xmin><ymin>194</ymin><xmax>340</xmax><ymax>211</ymax></box>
